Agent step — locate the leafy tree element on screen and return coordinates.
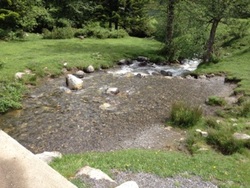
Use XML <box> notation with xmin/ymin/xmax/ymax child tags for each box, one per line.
<box><xmin>185</xmin><ymin>0</ymin><xmax>250</xmax><ymax>62</ymax></box>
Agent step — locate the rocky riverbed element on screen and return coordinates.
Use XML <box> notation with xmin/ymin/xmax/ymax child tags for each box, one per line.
<box><xmin>0</xmin><ymin>69</ymin><xmax>235</xmax><ymax>154</ymax></box>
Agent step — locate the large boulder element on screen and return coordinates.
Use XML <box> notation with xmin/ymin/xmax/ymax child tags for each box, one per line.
<box><xmin>66</xmin><ymin>74</ymin><xmax>83</xmax><ymax>90</ymax></box>
<box><xmin>0</xmin><ymin>130</ymin><xmax>77</xmax><ymax>188</ymax></box>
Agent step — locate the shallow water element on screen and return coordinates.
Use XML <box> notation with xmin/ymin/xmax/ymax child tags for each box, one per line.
<box><xmin>0</xmin><ymin>67</ymin><xmax>236</xmax><ymax>154</ymax></box>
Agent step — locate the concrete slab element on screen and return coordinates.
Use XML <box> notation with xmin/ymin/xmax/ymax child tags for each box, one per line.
<box><xmin>0</xmin><ymin>130</ymin><xmax>77</xmax><ymax>188</ymax></box>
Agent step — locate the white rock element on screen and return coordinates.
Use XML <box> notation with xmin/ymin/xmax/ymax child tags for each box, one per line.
<box><xmin>59</xmin><ymin>86</ymin><xmax>72</xmax><ymax>94</ymax></box>
<box><xmin>198</xmin><ymin>75</ymin><xmax>206</xmax><ymax>79</ymax></box>
<box><xmin>116</xmin><ymin>181</ymin><xmax>139</xmax><ymax>188</ymax></box>
<box><xmin>233</xmin><ymin>133</ymin><xmax>250</xmax><ymax>140</ymax></box>
<box><xmin>15</xmin><ymin>72</ymin><xmax>26</xmax><ymax>79</ymax></box>
<box><xmin>75</xmin><ymin>166</ymin><xmax>115</xmax><ymax>183</ymax></box>
<box><xmin>230</xmin><ymin>118</ymin><xmax>238</xmax><ymax>122</ymax></box>
<box><xmin>99</xmin><ymin>103</ymin><xmax>111</xmax><ymax>110</ymax></box>
<box><xmin>86</xmin><ymin>65</ymin><xmax>95</xmax><ymax>73</ymax></box>
<box><xmin>66</xmin><ymin>74</ymin><xmax>83</xmax><ymax>90</ymax></box>
<box><xmin>106</xmin><ymin>87</ymin><xmax>119</xmax><ymax>95</ymax></box>
<box><xmin>196</xmin><ymin>129</ymin><xmax>208</xmax><ymax>137</ymax></box>
<box><xmin>36</xmin><ymin>151</ymin><xmax>62</xmax><ymax>164</ymax></box>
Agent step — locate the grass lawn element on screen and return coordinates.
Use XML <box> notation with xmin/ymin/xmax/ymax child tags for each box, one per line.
<box><xmin>51</xmin><ymin>149</ymin><xmax>250</xmax><ymax>188</ymax></box>
<box><xmin>0</xmin><ymin>34</ymin><xmax>163</xmax><ymax>81</ymax></box>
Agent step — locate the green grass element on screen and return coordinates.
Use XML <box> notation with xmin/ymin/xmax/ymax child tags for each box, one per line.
<box><xmin>50</xmin><ymin>149</ymin><xmax>250</xmax><ymax>188</ymax></box>
<box><xmin>197</xmin><ymin>30</ymin><xmax>250</xmax><ymax>95</ymax></box>
<box><xmin>0</xmin><ymin>34</ymin><xmax>163</xmax><ymax>81</ymax></box>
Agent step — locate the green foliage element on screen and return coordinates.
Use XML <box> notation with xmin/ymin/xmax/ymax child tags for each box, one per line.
<box><xmin>206</xmin><ymin>96</ymin><xmax>226</xmax><ymax>106</ymax></box>
<box><xmin>42</xmin><ymin>27</ymin><xmax>75</xmax><ymax>39</ymax></box>
<box><xmin>206</xmin><ymin>127</ymin><xmax>245</xmax><ymax>155</ymax></box>
<box><xmin>228</xmin><ymin>19</ymin><xmax>250</xmax><ymax>39</ymax></box>
<box><xmin>0</xmin><ymin>82</ymin><xmax>25</xmax><ymax>113</ymax></box>
<box><xmin>74</xmin><ymin>23</ymin><xmax>128</xmax><ymax>39</ymax></box>
<box><xmin>170</xmin><ymin>102</ymin><xmax>203</xmax><ymax>128</ymax></box>
<box><xmin>238</xmin><ymin>100</ymin><xmax>250</xmax><ymax>117</ymax></box>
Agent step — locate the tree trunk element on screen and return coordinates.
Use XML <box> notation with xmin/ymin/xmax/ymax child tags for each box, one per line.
<box><xmin>203</xmin><ymin>19</ymin><xmax>220</xmax><ymax>62</ymax></box>
<box><xmin>165</xmin><ymin>0</ymin><xmax>175</xmax><ymax>45</ymax></box>
<box><xmin>163</xmin><ymin>0</ymin><xmax>176</xmax><ymax>62</ymax></box>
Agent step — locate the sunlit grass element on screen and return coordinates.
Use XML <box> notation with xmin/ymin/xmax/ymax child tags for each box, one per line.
<box><xmin>0</xmin><ymin>34</ymin><xmax>163</xmax><ymax>81</ymax></box>
<box><xmin>51</xmin><ymin>149</ymin><xmax>250</xmax><ymax>188</ymax></box>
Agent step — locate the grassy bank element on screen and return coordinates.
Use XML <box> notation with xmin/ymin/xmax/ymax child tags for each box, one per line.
<box><xmin>0</xmin><ymin>34</ymin><xmax>162</xmax><ymax>81</ymax></box>
<box><xmin>51</xmin><ymin>149</ymin><xmax>250</xmax><ymax>187</ymax></box>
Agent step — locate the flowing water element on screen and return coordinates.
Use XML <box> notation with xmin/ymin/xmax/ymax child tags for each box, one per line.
<box><xmin>0</xmin><ymin>62</ymin><xmax>236</xmax><ymax>154</ymax></box>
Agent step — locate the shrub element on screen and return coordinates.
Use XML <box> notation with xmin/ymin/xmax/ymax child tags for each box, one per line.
<box><xmin>205</xmin><ymin>117</ymin><xmax>220</xmax><ymax>129</ymax></box>
<box><xmin>43</xmin><ymin>27</ymin><xmax>74</xmax><ymax>39</ymax></box>
<box><xmin>229</xmin><ymin>19</ymin><xmax>250</xmax><ymax>39</ymax></box>
<box><xmin>75</xmin><ymin>23</ymin><xmax>128</xmax><ymax>39</ymax></box>
<box><xmin>206</xmin><ymin>96</ymin><xmax>226</xmax><ymax>106</ymax></box>
<box><xmin>0</xmin><ymin>82</ymin><xmax>25</xmax><ymax>113</ymax></box>
<box><xmin>109</xmin><ymin>29</ymin><xmax>128</xmax><ymax>38</ymax></box>
<box><xmin>238</xmin><ymin>100</ymin><xmax>250</xmax><ymax>117</ymax></box>
<box><xmin>169</xmin><ymin>101</ymin><xmax>202</xmax><ymax>128</ymax></box>
<box><xmin>206</xmin><ymin>128</ymin><xmax>245</xmax><ymax>155</ymax></box>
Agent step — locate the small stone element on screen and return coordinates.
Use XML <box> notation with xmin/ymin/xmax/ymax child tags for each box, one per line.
<box><xmin>137</xmin><ymin>56</ymin><xmax>149</xmax><ymax>62</ymax></box>
<box><xmin>99</xmin><ymin>103</ymin><xmax>111</xmax><ymax>110</ymax></box>
<box><xmin>85</xmin><ymin>65</ymin><xmax>95</xmax><ymax>73</ymax></box>
<box><xmin>230</xmin><ymin>118</ymin><xmax>238</xmax><ymax>122</ymax></box>
<box><xmin>115</xmin><ymin>181</ymin><xmax>139</xmax><ymax>188</ymax></box>
<box><xmin>186</xmin><ymin>75</ymin><xmax>195</xmax><ymax>79</ymax></box>
<box><xmin>160</xmin><ymin>70</ymin><xmax>173</xmax><ymax>77</ymax></box>
<box><xmin>59</xmin><ymin>86</ymin><xmax>72</xmax><ymax>94</ymax></box>
<box><xmin>15</xmin><ymin>72</ymin><xmax>26</xmax><ymax>80</ymax></box>
<box><xmin>232</xmin><ymin>123</ymin><xmax>238</xmax><ymax>127</ymax></box>
<box><xmin>74</xmin><ymin>70</ymin><xmax>85</xmax><ymax>78</ymax></box>
<box><xmin>117</xmin><ymin>59</ymin><xmax>127</xmax><ymax>65</ymax></box>
<box><xmin>233</xmin><ymin>133</ymin><xmax>250</xmax><ymax>140</ymax></box>
<box><xmin>196</xmin><ymin>129</ymin><xmax>208</xmax><ymax>137</ymax></box>
<box><xmin>75</xmin><ymin>166</ymin><xmax>115</xmax><ymax>183</ymax></box>
<box><xmin>198</xmin><ymin>75</ymin><xmax>206</xmax><ymax>79</ymax></box>
<box><xmin>106</xmin><ymin>87</ymin><xmax>120</xmax><ymax>95</ymax></box>
<box><xmin>36</xmin><ymin>151</ymin><xmax>62</xmax><ymax>164</ymax></box>
<box><xmin>216</xmin><ymin>120</ymin><xmax>221</xmax><ymax>124</ymax></box>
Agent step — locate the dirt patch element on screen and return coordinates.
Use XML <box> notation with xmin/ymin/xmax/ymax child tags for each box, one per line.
<box><xmin>0</xmin><ymin>71</ymin><xmax>235</xmax><ymax>154</ymax></box>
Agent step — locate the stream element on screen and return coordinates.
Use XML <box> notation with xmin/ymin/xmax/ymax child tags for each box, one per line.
<box><xmin>0</xmin><ymin>60</ymin><xmax>235</xmax><ymax>154</ymax></box>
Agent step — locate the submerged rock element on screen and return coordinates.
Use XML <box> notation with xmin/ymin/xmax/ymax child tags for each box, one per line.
<box><xmin>160</xmin><ymin>70</ymin><xmax>173</xmax><ymax>77</ymax></box>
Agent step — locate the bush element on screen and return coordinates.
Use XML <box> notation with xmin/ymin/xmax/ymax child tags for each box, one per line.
<box><xmin>109</xmin><ymin>29</ymin><xmax>128</xmax><ymax>38</ymax></box>
<box><xmin>42</xmin><ymin>27</ymin><xmax>74</xmax><ymax>39</ymax></box>
<box><xmin>229</xmin><ymin>19</ymin><xmax>250</xmax><ymax>39</ymax></box>
<box><xmin>206</xmin><ymin>96</ymin><xmax>226</xmax><ymax>106</ymax></box>
<box><xmin>206</xmin><ymin>128</ymin><xmax>245</xmax><ymax>155</ymax></box>
<box><xmin>0</xmin><ymin>29</ymin><xmax>9</xmax><ymax>40</ymax></box>
<box><xmin>0</xmin><ymin>82</ymin><xmax>25</xmax><ymax>113</ymax></box>
<box><xmin>169</xmin><ymin>101</ymin><xmax>203</xmax><ymax>128</ymax></box>
<box><xmin>74</xmin><ymin>23</ymin><xmax>128</xmax><ymax>39</ymax></box>
<box><xmin>238</xmin><ymin>100</ymin><xmax>250</xmax><ymax>117</ymax></box>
